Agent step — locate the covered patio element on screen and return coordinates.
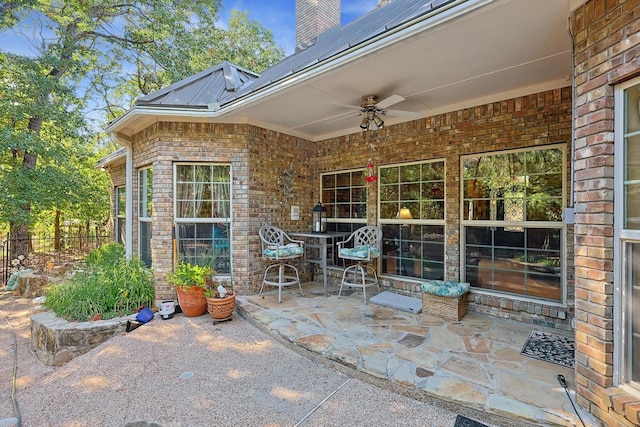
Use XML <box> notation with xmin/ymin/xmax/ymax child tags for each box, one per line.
<box><xmin>237</xmin><ymin>282</ymin><xmax>590</xmax><ymax>427</ymax></box>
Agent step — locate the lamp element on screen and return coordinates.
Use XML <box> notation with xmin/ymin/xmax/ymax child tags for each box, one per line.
<box><xmin>360</xmin><ymin>110</ymin><xmax>384</xmax><ymax>131</ymax></box>
<box><xmin>398</xmin><ymin>207</ymin><xmax>413</xmax><ymax>220</ymax></box>
<box><xmin>312</xmin><ymin>202</ymin><xmax>327</xmax><ymax>233</ymax></box>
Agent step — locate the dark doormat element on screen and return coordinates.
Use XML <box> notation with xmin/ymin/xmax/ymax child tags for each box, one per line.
<box><xmin>453</xmin><ymin>415</ymin><xmax>488</xmax><ymax>427</ymax></box>
<box><xmin>520</xmin><ymin>330</ymin><xmax>575</xmax><ymax>368</ymax></box>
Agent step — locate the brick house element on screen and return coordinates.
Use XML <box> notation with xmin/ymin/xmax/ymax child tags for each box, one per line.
<box><xmin>99</xmin><ymin>0</ymin><xmax>640</xmax><ymax>424</ymax></box>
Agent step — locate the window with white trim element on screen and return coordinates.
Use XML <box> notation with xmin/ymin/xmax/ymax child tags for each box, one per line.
<box><xmin>174</xmin><ymin>164</ymin><xmax>231</xmax><ymax>275</ymax></box>
<box><xmin>138</xmin><ymin>167</ymin><xmax>152</xmax><ymax>267</ymax></box>
<box><xmin>378</xmin><ymin>160</ymin><xmax>445</xmax><ymax>279</ymax></box>
<box><xmin>115</xmin><ymin>186</ymin><xmax>126</xmax><ymax>245</ymax></box>
<box><xmin>461</xmin><ymin>146</ymin><xmax>565</xmax><ymax>302</ymax></box>
<box><xmin>614</xmin><ymin>77</ymin><xmax>640</xmax><ymax>389</ymax></box>
<box><xmin>321</xmin><ymin>169</ymin><xmax>367</xmax><ymax>233</ymax></box>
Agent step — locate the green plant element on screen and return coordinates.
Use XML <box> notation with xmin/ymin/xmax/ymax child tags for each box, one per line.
<box><xmin>167</xmin><ymin>261</ymin><xmax>214</xmax><ymax>290</ymax></box>
<box><xmin>44</xmin><ymin>244</ymin><xmax>154</xmax><ymax>321</ymax></box>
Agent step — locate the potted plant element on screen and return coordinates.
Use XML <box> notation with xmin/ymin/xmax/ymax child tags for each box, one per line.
<box><xmin>204</xmin><ymin>278</ymin><xmax>235</xmax><ymax>321</ymax></box>
<box><xmin>166</xmin><ymin>262</ymin><xmax>212</xmax><ymax>317</ymax></box>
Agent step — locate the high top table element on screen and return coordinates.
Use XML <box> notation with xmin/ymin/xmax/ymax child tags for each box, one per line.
<box><xmin>289</xmin><ymin>231</ymin><xmax>350</xmax><ymax>297</ymax></box>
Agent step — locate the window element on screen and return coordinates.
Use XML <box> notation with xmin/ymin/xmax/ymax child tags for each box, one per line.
<box><xmin>321</xmin><ymin>169</ymin><xmax>367</xmax><ymax>233</ymax></box>
<box><xmin>614</xmin><ymin>78</ymin><xmax>640</xmax><ymax>390</ymax></box>
<box><xmin>174</xmin><ymin>164</ymin><xmax>231</xmax><ymax>275</ymax></box>
<box><xmin>138</xmin><ymin>167</ymin><xmax>153</xmax><ymax>267</ymax></box>
<box><xmin>461</xmin><ymin>146</ymin><xmax>565</xmax><ymax>302</ymax></box>
<box><xmin>115</xmin><ymin>186</ymin><xmax>126</xmax><ymax>245</ymax></box>
<box><xmin>379</xmin><ymin>160</ymin><xmax>445</xmax><ymax>279</ymax></box>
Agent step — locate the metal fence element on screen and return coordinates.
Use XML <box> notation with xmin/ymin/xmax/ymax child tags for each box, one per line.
<box><xmin>1</xmin><ymin>233</ymin><xmax>112</xmax><ymax>286</ymax></box>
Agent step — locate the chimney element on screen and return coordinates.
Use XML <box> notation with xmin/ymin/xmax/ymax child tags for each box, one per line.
<box><xmin>295</xmin><ymin>0</ymin><xmax>340</xmax><ymax>52</ymax></box>
<box><xmin>377</xmin><ymin>0</ymin><xmax>393</xmax><ymax>6</ymax></box>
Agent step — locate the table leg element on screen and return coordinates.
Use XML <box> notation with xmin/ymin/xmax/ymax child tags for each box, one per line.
<box><xmin>321</xmin><ymin>239</ymin><xmax>328</xmax><ymax>296</ymax></box>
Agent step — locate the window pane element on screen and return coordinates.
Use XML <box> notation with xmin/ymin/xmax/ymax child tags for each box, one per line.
<box><xmin>139</xmin><ymin>221</ymin><xmax>152</xmax><ymax>267</ymax></box>
<box><xmin>176</xmin><ymin>222</ymin><xmax>230</xmax><ymax>274</ymax></box>
<box><xmin>321</xmin><ymin>169</ymin><xmax>367</xmax><ymax>223</ymax></box>
<box><xmin>464</xmin><ymin>226</ymin><xmax>561</xmax><ymax>302</ymax></box>
<box><xmin>117</xmin><ymin>187</ymin><xmax>126</xmax><ymax>217</ymax></box>
<box><xmin>463</xmin><ymin>147</ymin><xmax>564</xmax><ymax>223</ymax></box>
<box><xmin>379</xmin><ymin>160</ymin><xmax>445</xmax><ymax>280</ymax></box>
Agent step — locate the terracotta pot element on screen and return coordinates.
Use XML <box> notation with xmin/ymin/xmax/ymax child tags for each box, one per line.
<box><xmin>176</xmin><ymin>286</ymin><xmax>207</xmax><ymax>317</ymax></box>
<box><xmin>206</xmin><ymin>292</ymin><xmax>236</xmax><ymax>320</ymax></box>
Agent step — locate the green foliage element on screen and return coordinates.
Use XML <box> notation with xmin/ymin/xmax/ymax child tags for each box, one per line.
<box><xmin>166</xmin><ymin>261</ymin><xmax>214</xmax><ymax>290</ymax></box>
<box><xmin>44</xmin><ymin>244</ymin><xmax>155</xmax><ymax>321</ymax></box>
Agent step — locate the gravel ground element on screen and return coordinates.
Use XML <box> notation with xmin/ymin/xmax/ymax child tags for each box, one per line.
<box><xmin>0</xmin><ymin>294</ymin><xmax>503</xmax><ymax>427</ymax></box>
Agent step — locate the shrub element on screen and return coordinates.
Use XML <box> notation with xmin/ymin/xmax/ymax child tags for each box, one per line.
<box><xmin>44</xmin><ymin>244</ymin><xmax>155</xmax><ymax>321</ymax></box>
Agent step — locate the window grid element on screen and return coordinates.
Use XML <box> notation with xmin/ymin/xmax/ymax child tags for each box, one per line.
<box><xmin>378</xmin><ymin>160</ymin><xmax>446</xmax><ymax>280</ymax></box>
<box><xmin>461</xmin><ymin>145</ymin><xmax>565</xmax><ymax>303</ymax></box>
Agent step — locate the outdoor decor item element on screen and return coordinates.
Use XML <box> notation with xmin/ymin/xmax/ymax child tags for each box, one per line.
<box><xmin>206</xmin><ymin>291</ymin><xmax>236</xmax><ymax>321</ymax></box>
<box><xmin>421</xmin><ymin>280</ymin><xmax>470</xmax><ymax>321</ymax></box>
<box><xmin>166</xmin><ymin>262</ymin><xmax>213</xmax><ymax>317</ymax></box>
<box><xmin>520</xmin><ymin>330</ymin><xmax>575</xmax><ymax>368</ymax></box>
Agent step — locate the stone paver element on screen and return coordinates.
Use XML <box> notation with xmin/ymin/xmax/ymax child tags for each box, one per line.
<box><xmin>237</xmin><ymin>282</ymin><xmax>600</xmax><ymax>427</ymax></box>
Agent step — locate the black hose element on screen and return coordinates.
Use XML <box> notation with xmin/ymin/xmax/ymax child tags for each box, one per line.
<box><xmin>557</xmin><ymin>374</ymin><xmax>585</xmax><ymax>427</ymax></box>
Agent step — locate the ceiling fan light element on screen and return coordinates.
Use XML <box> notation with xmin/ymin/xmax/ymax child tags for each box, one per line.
<box><xmin>360</xmin><ymin>117</ymin><xmax>370</xmax><ymax>130</ymax></box>
<box><xmin>373</xmin><ymin>114</ymin><xmax>384</xmax><ymax>128</ymax></box>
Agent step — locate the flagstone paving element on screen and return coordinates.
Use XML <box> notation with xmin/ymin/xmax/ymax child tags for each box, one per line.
<box><xmin>237</xmin><ymin>282</ymin><xmax>599</xmax><ymax>427</ymax></box>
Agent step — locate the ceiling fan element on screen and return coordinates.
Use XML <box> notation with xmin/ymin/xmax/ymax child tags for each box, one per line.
<box><xmin>335</xmin><ymin>94</ymin><xmax>421</xmax><ymax>131</ymax></box>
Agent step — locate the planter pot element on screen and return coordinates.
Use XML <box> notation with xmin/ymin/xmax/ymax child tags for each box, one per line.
<box><xmin>206</xmin><ymin>292</ymin><xmax>236</xmax><ymax>320</ymax></box>
<box><xmin>176</xmin><ymin>286</ymin><xmax>207</xmax><ymax>317</ymax></box>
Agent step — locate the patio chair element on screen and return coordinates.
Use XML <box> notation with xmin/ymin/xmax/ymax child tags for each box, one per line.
<box><xmin>337</xmin><ymin>225</ymin><xmax>383</xmax><ymax>303</ymax></box>
<box><xmin>259</xmin><ymin>225</ymin><xmax>305</xmax><ymax>303</ymax></box>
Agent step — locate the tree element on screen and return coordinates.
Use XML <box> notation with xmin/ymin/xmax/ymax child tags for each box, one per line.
<box><xmin>0</xmin><ymin>1</ymin><xmax>285</xmax><ymax>258</ymax></box>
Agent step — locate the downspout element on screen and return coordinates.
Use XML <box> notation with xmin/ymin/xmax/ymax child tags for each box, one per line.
<box><xmin>111</xmin><ymin>132</ymin><xmax>134</xmax><ymax>259</ymax></box>
<box><xmin>567</xmin><ymin>16</ymin><xmax>576</xmax><ymax>210</ymax></box>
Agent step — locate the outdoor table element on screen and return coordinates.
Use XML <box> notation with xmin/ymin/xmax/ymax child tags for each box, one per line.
<box><xmin>289</xmin><ymin>231</ymin><xmax>350</xmax><ymax>297</ymax></box>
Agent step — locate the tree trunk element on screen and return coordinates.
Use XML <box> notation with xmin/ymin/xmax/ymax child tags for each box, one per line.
<box><xmin>9</xmin><ymin>222</ymin><xmax>30</xmax><ymax>262</ymax></box>
<box><xmin>54</xmin><ymin>210</ymin><xmax>62</xmax><ymax>251</ymax></box>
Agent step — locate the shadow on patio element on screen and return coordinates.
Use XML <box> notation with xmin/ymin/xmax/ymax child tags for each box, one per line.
<box><xmin>236</xmin><ymin>282</ymin><xmax>589</xmax><ymax>427</ymax></box>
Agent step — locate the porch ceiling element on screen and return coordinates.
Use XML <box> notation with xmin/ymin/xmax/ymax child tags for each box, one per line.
<box><xmin>112</xmin><ymin>0</ymin><xmax>574</xmax><ymax>142</ymax></box>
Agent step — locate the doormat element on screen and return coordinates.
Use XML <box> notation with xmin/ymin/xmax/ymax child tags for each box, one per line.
<box><xmin>453</xmin><ymin>415</ymin><xmax>488</xmax><ymax>427</ymax></box>
<box><xmin>520</xmin><ymin>330</ymin><xmax>574</xmax><ymax>368</ymax></box>
<box><xmin>369</xmin><ymin>291</ymin><xmax>422</xmax><ymax>313</ymax></box>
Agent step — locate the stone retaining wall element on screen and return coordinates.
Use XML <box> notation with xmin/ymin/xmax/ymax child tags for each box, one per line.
<box><xmin>31</xmin><ymin>312</ymin><xmax>135</xmax><ymax>366</ymax></box>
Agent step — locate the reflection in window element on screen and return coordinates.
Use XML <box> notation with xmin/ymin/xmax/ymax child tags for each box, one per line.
<box><xmin>321</xmin><ymin>169</ymin><xmax>367</xmax><ymax>233</ymax></box>
<box><xmin>379</xmin><ymin>160</ymin><xmax>445</xmax><ymax>280</ymax></box>
<box><xmin>462</xmin><ymin>146</ymin><xmax>565</xmax><ymax>302</ymax></box>
<box><xmin>138</xmin><ymin>167</ymin><xmax>152</xmax><ymax>267</ymax></box>
<box><xmin>174</xmin><ymin>164</ymin><xmax>231</xmax><ymax>274</ymax></box>
<box><xmin>115</xmin><ymin>186</ymin><xmax>126</xmax><ymax>245</ymax></box>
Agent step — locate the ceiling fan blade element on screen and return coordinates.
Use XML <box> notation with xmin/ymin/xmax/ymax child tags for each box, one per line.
<box><xmin>376</xmin><ymin>94</ymin><xmax>405</xmax><ymax>110</ymax></box>
<box><xmin>326</xmin><ymin>111</ymin><xmax>362</xmax><ymax>124</ymax></box>
<box><xmin>383</xmin><ymin>109</ymin><xmax>422</xmax><ymax>119</ymax></box>
<box><xmin>334</xmin><ymin>103</ymin><xmax>364</xmax><ymax>111</ymax></box>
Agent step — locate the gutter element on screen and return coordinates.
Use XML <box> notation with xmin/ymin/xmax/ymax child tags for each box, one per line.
<box><xmin>107</xmin><ymin>0</ymin><xmax>489</xmax><ymax>133</ymax></box>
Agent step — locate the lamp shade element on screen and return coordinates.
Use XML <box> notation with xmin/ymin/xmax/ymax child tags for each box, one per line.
<box><xmin>398</xmin><ymin>207</ymin><xmax>413</xmax><ymax>220</ymax></box>
<box><xmin>312</xmin><ymin>202</ymin><xmax>327</xmax><ymax>233</ymax></box>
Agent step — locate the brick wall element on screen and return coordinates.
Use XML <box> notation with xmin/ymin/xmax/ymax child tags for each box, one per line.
<box><xmin>572</xmin><ymin>0</ymin><xmax>640</xmax><ymax>425</ymax></box>
<box><xmin>129</xmin><ymin>122</ymin><xmax>314</xmax><ymax>302</ymax></box>
<box><xmin>295</xmin><ymin>0</ymin><xmax>340</xmax><ymax>51</ymax></box>
<box><xmin>316</xmin><ymin>88</ymin><xmax>574</xmax><ymax>329</ymax></box>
